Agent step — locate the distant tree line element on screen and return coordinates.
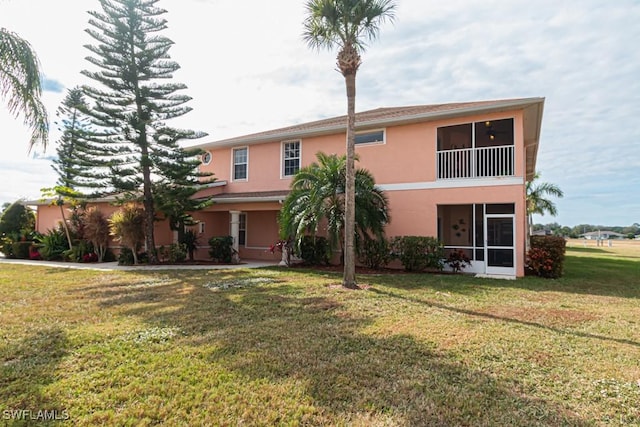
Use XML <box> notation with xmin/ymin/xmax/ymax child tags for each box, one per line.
<box><xmin>532</xmin><ymin>222</ymin><xmax>640</xmax><ymax>239</ymax></box>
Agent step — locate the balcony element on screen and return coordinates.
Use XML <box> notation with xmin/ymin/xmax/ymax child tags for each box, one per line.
<box><xmin>437</xmin><ymin>145</ymin><xmax>515</xmax><ymax>180</ymax></box>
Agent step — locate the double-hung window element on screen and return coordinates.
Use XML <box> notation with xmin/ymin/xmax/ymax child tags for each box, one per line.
<box><xmin>283</xmin><ymin>140</ymin><xmax>300</xmax><ymax>177</ymax></box>
<box><xmin>233</xmin><ymin>147</ymin><xmax>248</xmax><ymax>180</ymax></box>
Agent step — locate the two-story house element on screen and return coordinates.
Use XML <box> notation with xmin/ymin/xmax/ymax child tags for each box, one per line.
<box><xmin>32</xmin><ymin>97</ymin><xmax>544</xmax><ymax>277</ymax></box>
<box><xmin>189</xmin><ymin>97</ymin><xmax>544</xmax><ymax>277</ymax></box>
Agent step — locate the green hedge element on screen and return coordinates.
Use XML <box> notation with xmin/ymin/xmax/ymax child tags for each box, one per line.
<box><xmin>297</xmin><ymin>235</ymin><xmax>329</xmax><ymax>265</ymax></box>
<box><xmin>357</xmin><ymin>237</ymin><xmax>392</xmax><ymax>269</ymax></box>
<box><xmin>11</xmin><ymin>241</ymin><xmax>32</xmax><ymax>259</ymax></box>
<box><xmin>526</xmin><ymin>235</ymin><xmax>566</xmax><ymax>278</ymax></box>
<box><xmin>209</xmin><ymin>236</ymin><xmax>235</xmax><ymax>263</ymax></box>
<box><xmin>390</xmin><ymin>236</ymin><xmax>444</xmax><ymax>272</ymax></box>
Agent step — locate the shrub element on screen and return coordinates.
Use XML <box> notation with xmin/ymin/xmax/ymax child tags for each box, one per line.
<box><xmin>209</xmin><ymin>236</ymin><xmax>235</xmax><ymax>263</ymax></box>
<box><xmin>358</xmin><ymin>237</ymin><xmax>391</xmax><ymax>269</ymax></box>
<box><xmin>36</xmin><ymin>229</ymin><xmax>68</xmax><ymax>261</ymax></box>
<box><xmin>297</xmin><ymin>235</ymin><xmax>329</xmax><ymax>265</ymax></box>
<box><xmin>64</xmin><ymin>240</ymin><xmax>93</xmax><ymax>262</ymax></box>
<box><xmin>82</xmin><ymin>252</ymin><xmax>98</xmax><ymax>263</ymax></box>
<box><xmin>181</xmin><ymin>230</ymin><xmax>199</xmax><ymax>261</ymax></box>
<box><xmin>11</xmin><ymin>241</ymin><xmax>32</xmax><ymax>259</ymax></box>
<box><xmin>118</xmin><ymin>248</ymin><xmax>149</xmax><ymax>266</ymax></box>
<box><xmin>168</xmin><ymin>243</ymin><xmax>187</xmax><ymax>263</ymax></box>
<box><xmin>526</xmin><ymin>235</ymin><xmax>566</xmax><ymax>278</ymax></box>
<box><xmin>29</xmin><ymin>245</ymin><xmax>41</xmax><ymax>260</ymax></box>
<box><xmin>390</xmin><ymin>236</ymin><xmax>444</xmax><ymax>272</ymax></box>
<box><xmin>0</xmin><ymin>236</ymin><xmax>14</xmax><ymax>258</ymax></box>
<box><xmin>446</xmin><ymin>249</ymin><xmax>472</xmax><ymax>273</ymax></box>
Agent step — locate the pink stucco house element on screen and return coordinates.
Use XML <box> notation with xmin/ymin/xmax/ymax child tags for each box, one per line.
<box><xmin>35</xmin><ymin>97</ymin><xmax>544</xmax><ymax>277</ymax></box>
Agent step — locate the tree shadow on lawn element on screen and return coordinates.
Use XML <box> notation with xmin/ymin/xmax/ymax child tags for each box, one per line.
<box><xmin>349</xmin><ymin>255</ymin><xmax>640</xmax><ymax>300</ymax></box>
<box><xmin>0</xmin><ymin>327</ymin><xmax>69</xmax><ymax>416</ymax></box>
<box><xmin>81</xmin><ymin>271</ymin><xmax>590</xmax><ymax>426</ymax></box>
<box><xmin>368</xmin><ymin>287</ymin><xmax>640</xmax><ymax>349</ymax></box>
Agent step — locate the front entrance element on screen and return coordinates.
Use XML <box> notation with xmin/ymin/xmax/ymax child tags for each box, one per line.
<box><xmin>484</xmin><ymin>214</ymin><xmax>516</xmax><ymax>276</ymax></box>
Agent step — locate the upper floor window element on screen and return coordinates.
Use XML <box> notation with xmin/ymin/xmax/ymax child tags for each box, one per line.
<box><xmin>437</xmin><ymin>118</ymin><xmax>514</xmax><ymax>151</ymax></box>
<box><xmin>233</xmin><ymin>147</ymin><xmax>248</xmax><ymax>180</ymax></box>
<box><xmin>282</xmin><ymin>140</ymin><xmax>301</xmax><ymax>177</ymax></box>
<box><xmin>355</xmin><ymin>129</ymin><xmax>385</xmax><ymax>145</ymax></box>
<box><xmin>201</xmin><ymin>151</ymin><xmax>212</xmax><ymax>165</ymax></box>
<box><xmin>436</xmin><ymin>118</ymin><xmax>515</xmax><ymax>179</ymax></box>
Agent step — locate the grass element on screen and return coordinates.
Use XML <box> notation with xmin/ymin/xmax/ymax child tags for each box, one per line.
<box><xmin>0</xmin><ymin>244</ymin><xmax>639</xmax><ymax>426</ymax></box>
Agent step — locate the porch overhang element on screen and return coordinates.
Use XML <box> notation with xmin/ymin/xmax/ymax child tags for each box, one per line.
<box><xmin>208</xmin><ymin>190</ymin><xmax>290</xmax><ymax>204</ymax></box>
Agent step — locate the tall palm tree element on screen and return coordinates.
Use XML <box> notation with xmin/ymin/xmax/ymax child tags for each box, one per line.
<box><xmin>0</xmin><ymin>28</ymin><xmax>48</xmax><ymax>149</ymax></box>
<box><xmin>303</xmin><ymin>0</ymin><xmax>396</xmax><ymax>288</ymax></box>
<box><xmin>526</xmin><ymin>172</ymin><xmax>564</xmax><ymax>235</ymax></box>
<box><xmin>279</xmin><ymin>152</ymin><xmax>389</xmax><ymax>263</ymax></box>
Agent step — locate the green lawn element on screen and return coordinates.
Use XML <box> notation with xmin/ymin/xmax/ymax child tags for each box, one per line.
<box><xmin>1</xmin><ymin>246</ymin><xmax>639</xmax><ymax>426</ymax></box>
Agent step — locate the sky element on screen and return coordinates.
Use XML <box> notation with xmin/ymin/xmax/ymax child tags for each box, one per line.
<box><xmin>0</xmin><ymin>0</ymin><xmax>638</xmax><ymax>227</ymax></box>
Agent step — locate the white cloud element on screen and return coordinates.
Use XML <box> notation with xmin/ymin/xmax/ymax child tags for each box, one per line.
<box><xmin>0</xmin><ymin>0</ymin><xmax>639</xmax><ymax>226</ymax></box>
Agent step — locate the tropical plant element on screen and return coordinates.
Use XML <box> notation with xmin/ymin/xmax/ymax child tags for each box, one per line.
<box><xmin>83</xmin><ymin>207</ymin><xmax>110</xmax><ymax>262</ymax></box>
<box><xmin>446</xmin><ymin>249</ymin><xmax>472</xmax><ymax>273</ymax></box>
<box><xmin>303</xmin><ymin>0</ymin><xmax>396</xmax><ymax>288</ymax></box>
<box><xmin>109</xmin><ymin>204</ymin><xmax>146</xmax><ymax>265</ymax></box>
<box><xmin>35</xmin><ymin>228</ymin><xmax>68</xmax><ymax>261</ymax></box>
<box><xmin>279</xmin><ymin>152</ymin><xmax>389</xmax><ymax>263</ymax></box>
<box><xmin>526</xmin><ymin>173</ymin><xmax>564</xmax><ymax>235</ymax></box>
<box><xmin>0</xmin><ymin>28</ymin><xmax>48</xmax><ymax>149</ymax></box>
<box><xmin>40</xmin><ymin>186</ymin><xmax>85</xmax><ymax>251</ymax></box>
<box><xmin>82</xmin><ymin>0</ymin><xmax>206</xmax><ymax>263</ymax></box>
<box><xmin>181</xmin><ymin>229</ymin><xmax>199</xmax><ymax>261</ymax></box>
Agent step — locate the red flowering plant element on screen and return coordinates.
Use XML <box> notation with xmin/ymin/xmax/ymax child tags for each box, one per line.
<box><xmin>526</xmin><ymin>247</ymin><xmax>555</xmax><ymax>277</ymax></box>
<box><xmin>269</xmin><ymin>239</ymin><xmax>293</xmax><ymax>266</ymax></box>
<box><xmin>82</xmin><ymin>252</ymin><xmax>99</xmax><ymax>263</ymax></box>
<box><xmin>446</xmin><ymin>249</ymin><xmax>472</xmax><ymax>273</ymax></box>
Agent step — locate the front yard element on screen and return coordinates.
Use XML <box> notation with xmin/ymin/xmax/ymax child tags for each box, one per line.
<box><xmin>1</xmin><ymin>243</ymin><xmax>638</xmax><ymax>425</ymax></box>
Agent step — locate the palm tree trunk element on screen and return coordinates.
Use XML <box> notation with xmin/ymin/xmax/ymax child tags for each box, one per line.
<box><xmin>58</xmin><ymin>203</ymin><xmax>73</xmax><ymax>251</ymax></box>
<box><xmin>343</xmin><ymin>72</ymin><xmax>357</xmax><ymax>289</ymax></box>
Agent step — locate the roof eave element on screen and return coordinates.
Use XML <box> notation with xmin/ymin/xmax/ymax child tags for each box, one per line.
<box><xmin>193</xmin><ymin>97</ymin><xmax>546</xmax><ymax>150</ymax></box>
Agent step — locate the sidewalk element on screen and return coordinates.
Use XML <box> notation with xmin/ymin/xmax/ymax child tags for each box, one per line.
<box><xmin>0</xmin><ymin>257</ymin><xmax>280</xmax><ymax>271</ymax></box>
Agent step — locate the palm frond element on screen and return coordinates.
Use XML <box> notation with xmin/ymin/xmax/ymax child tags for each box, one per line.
<box><xmin>0</xmin><ymin>28</ymin><xmax>49</xmax><ymax>149</ymax></box>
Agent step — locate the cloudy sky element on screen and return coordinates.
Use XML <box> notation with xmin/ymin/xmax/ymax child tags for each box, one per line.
<box><xmin>1</xmin><ymin>0</ymin><xmax>638</xmax><ymax>227</ymax></box>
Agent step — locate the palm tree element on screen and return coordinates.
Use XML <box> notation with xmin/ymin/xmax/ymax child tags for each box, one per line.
<box><xmin>526</xmin><ymin>173</ymin><xmax>564</xmax><ymax>235</ymax></box>
<box><xmin>0</xmin><ymin>28</ymin><xmax>48</xmax><ymax>149</ymax></box>
<box><xmin>279</xmin><ymin>152</ymin><xmax>389</xmax><ymax>263</ymax></box>
<box><xmin>303</xmin><ymin>0</ymin><xmax>396</xmax><ymax>288</ymax></box>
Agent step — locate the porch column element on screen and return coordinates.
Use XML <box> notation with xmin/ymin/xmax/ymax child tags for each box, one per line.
<box><xmin>229</xmin><ymin>210</ymin><xmax>241</xmax><ymax>262</ymax></box>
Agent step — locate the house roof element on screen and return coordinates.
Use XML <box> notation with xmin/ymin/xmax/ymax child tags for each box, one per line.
<box><xmin>192</xmin><ymin>97</ymin><xmax>544</xmax><ymax>181</ymax></box>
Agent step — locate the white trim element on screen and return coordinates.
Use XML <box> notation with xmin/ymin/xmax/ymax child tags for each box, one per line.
<box><xmin>232</xmin><ymin>146</ymin><xmax>249</xmax><ymax>182</ymax></box>
<box><xmin>484</xmin><ymin>213</ymin><xmax>516</xmax><ymax>276</ymax></box>
<box><xmin>281</xmin><ymin>139</ymin><xmax>301</xmax><ymax>178</ymax></box>
<box><xmin>378</xmin><ymin>176</ymin><xmax>523</xmax><ymax>192</ymax></box>
<box><xmin>214</xmin><ymin>195</ymin><xmax>286</xmax><ymax>204</ymax></box>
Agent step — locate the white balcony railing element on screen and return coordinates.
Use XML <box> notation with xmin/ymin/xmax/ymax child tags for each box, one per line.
<box><xmin>437</xmin><ymin>145</ymin><xmax>515</xmax><ymax>180</ymax></box>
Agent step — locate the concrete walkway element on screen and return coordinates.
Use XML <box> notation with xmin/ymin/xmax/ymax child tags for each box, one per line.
<box><xmin>0</xmin><ymin>257</ymin><xmax>280</xmax><ymax>271</ymax></box>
